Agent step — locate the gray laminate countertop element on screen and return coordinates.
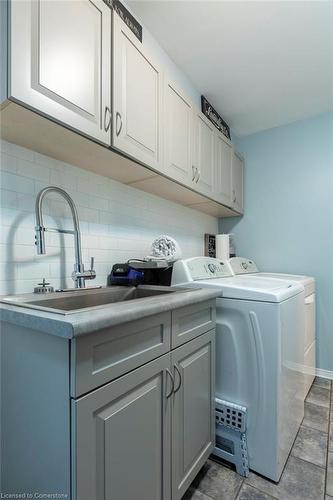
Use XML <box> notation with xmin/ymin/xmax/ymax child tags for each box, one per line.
<box><xmin>0</xmin><ymin>286</ymin><xmax>221</xmax><ymax>339</ymax></box>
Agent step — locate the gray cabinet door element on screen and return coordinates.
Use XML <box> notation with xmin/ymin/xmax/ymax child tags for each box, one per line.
<box><xmin>171</xmin><ymin>330</ymin><xmax>215</xmax><ymax>500</ymax></box>
<box><xmin>73</xmin><ymin>353</ymin><xmax>171</xmax><ymax>500</ymax></box>
<box><xmin>10</xmin><ymin>0</ymin><xmax>112</xmax><ymax>144</ymax></box>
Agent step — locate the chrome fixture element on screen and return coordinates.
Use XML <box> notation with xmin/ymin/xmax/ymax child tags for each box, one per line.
<box><xmin>34</xmin><ymin>278</ymin><xmax>54</xmax><ymax>294</ymax></box>
<box><xmin>35</xmin><ymin>186</ymin><xmax>96</xmax><ymax>289</ymax></box>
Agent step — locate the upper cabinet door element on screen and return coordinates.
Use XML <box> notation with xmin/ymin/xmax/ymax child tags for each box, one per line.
<box><xmin>214</xmin><ymin>132</ymin><xmax>233</xmax><ymax>207</ymax></box>
<box><xmin>232</xmin><ymin>151</ymin><xmax>244</xmax><ymax>213</ymax></box>
<box><xmin>10</xmin><ymin>0</ymin><xmax>112</xmax><ymax>145</ymax></box>
<box><xmin>113</xmin><ymin>14</ymin><xmax>163</xmax><ymax>172</ymax></box>
<box><xmin>193</xmin><ymin>111</ymin><xmax>214</xmax><ymax>196</ymax></box>
<box><xmin>163</xmin><ymin>79</ymin><xmax>193</xmax><ymax>185</ymax></box>
<box><xmin>171</xmin><ymin>330</ymin><xmax>215</xmax><ymax>500</ymax></box>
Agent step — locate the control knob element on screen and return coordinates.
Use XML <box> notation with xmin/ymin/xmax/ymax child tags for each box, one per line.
<box><xmin>208</xmin><ymin>264</ymin><xmax>216</xmax><ymax>273</ymax></box>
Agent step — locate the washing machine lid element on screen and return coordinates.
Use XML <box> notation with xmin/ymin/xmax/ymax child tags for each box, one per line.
<box><xmin>256</xmin><ymin>273</ymin><xmax>315</xmax><ymax>296</ymax></box>
<box><xmin>195</xmin><ymin>275</ymin><xmax>304</xmax><ymax>302</ymax></box>
<box><xmin>172</xmin><ymin>257</ymin><xmax>303</xmax><ymax>301</ymax></box>
<box><xmin>228</xmin><ymin>258</ymin><xmax>315</xmax><ymax>295</ymax></box>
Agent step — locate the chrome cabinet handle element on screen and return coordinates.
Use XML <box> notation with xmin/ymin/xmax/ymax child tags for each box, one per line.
<box><xmin>104</xmin><ymin>106</ymin><xmax>111</xmax><ymax>132</ymax></box>
<box><xmin>173</xmin><ymin>365</ymin><xmax>182</xmax><ymax>394</ymax></box>
<box><xmin>116</xmin><ymin>112</ymin><xmax>123</xmax><ymax>136</ymax></box>
<box><xmin>192</xmin><ymin>165</ymin><xmax>197</xmax><ymax>182</ymax></box>
<box><xmin>165</xmin><ymin>369</ymin><xmax>175</xmax><ymax>398</ymax></box>
<box><xmin>196</xmin><ymin>170</ymin><xmax>201</xmax><ymax>183</ymax></box>
<box><xmin>233</xmin><ymin>190</ymin><xmax>236</xmax><ymax>203</ymax></box>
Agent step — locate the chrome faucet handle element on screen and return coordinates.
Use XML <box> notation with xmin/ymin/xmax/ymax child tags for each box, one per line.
<box><xmin>85</xmin><ymin>256</ymin><xmax>96</xmax><ymax>281</ymax></box>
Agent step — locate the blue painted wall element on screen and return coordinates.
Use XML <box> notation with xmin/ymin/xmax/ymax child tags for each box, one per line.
<box><xmin>221</xmin><ymin>112</ymin><xmax>333</xmax><ymax>372</ymax></box>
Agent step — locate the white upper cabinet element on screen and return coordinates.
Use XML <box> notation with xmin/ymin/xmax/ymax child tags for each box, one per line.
<box><xmin>214</xmin><ymin>132</ymin><xmax>233</xmax><ymax>207</ymax></box>
<box><xmin>113</xmin><ymin>14</ymin><xmax>163</xmax><ymax>172</ymax></box>
<box><xmin>10</xmin><ymin>0</ymin><xmax>112</xmax><ymax>145</ymax></box>
<box><xmin>232</xmin><ymin>151</ymin><xmax>244</xmax><ymax>213</ymax></box>
<box><xmin>163</xmin><ymin>78</ymin><xmax>193</xmax><ymax>185</ymax></box>
<box><xmin>193</xmin><ymin>111</ymin><xmax>214</xmax><ymax>196</ymax></box>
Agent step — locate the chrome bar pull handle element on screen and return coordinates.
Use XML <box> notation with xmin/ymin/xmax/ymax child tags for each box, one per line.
<box><xmin>104</xmin><ymin>106</ymin><xmax>111</xmax><ymax>132</ymax></box>
<box><xmin>165</xmin><ymin>369</ymin><xmax>175</xmax><ymax>398</ymax></box>
<box><xmin>116</xmin><ymin>112</ymin><xmax>123</xmax><ymax>136</ymax></box>
<box><xmin>173</xmin><ymin>365</ymin><xmax>182</xmax><ymax>394</ymax></box>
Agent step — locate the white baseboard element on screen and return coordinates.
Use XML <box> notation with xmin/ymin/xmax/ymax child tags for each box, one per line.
<box><xmin>316</xmin><ymin>368</ymin><xmax>333</xmax><ymax>380</ymax></box>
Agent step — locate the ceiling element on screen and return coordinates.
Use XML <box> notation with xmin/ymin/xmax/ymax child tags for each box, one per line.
<box><xmin>128</xmin><ymin>1</ymin><xmax>333</xmax><ymax>136</ymax></box>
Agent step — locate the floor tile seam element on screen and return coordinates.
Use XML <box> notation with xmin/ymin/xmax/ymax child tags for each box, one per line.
<box><xmin>300</xmin><ymin>422</ymin><xmax>329</xmax><ymax>435</ymax></box>
<box><xmin>305</xmin><ymin>400</ymin><xmax>331</xmax><ymax>409</ymax></box>
<box><xmin>306</xmin><ymin>402</ymin><xmax>330</xmax><ymax>410</ymax></box>
<box><xmin>311</xmin><ymin>385</ymin><xmax>331</xmax><ymax>392</ymax></box>
<box><xmin>273</xmin><ymin>419</ymin><xmax>307</xmax><ymax>481</ymax></box>
<box><xmin>232</xmin><ymin>477</ymin><xmax>245</xmax><ymax>499</ymax></box>
<box><xmin>240</xmin><ymin>482</ymin><xmax>280</xmax><ymax>500</ymax></box>
<box><xmin>289</xmin><ymin>452</ymin><xmax>327</xmax><ymax>471</ymax></box>
<box><xmin>324</xmin><ymin>385</ymin><xmax>333</xmax><ymax>497</ymax></box>
<box><xmin>195</xmin><ymin>489</ymin><xmax>215</xmax><ymax>500</ymax></box>
<box><xmin>313</xmin><ymin>384</ymin><xmax>331</xmax><ymax>390</ymax></box>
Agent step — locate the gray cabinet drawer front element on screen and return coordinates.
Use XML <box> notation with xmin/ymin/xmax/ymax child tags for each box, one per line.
<box><xmin>171</xmin><ymin>300</ymin><xmax>216</xmax><ymax>348</ymax></box>
<box><xmin>71</xmin><ymin>312</ymin><xmax>171</xmax><ymax>397</ymax></box>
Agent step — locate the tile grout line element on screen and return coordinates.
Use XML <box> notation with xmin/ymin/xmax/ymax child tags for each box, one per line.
<box><xmin>232</xmin><ymin>477</ymin><xmax>245</xmax><ymax>500</ymax></box>
<box><xmin>236</xmin><ymin>481</ymin><xmax>280</xmax><ymax>500</ymax></box>
<box><xmin>290</xmin><ymin>450</ymin><xmax>327</xmax><ymax>470</ymax></box>
<box><xmin>324</xmin><ymin>381</ymin><xmax>332</xmax><ymax>498</ymax></box>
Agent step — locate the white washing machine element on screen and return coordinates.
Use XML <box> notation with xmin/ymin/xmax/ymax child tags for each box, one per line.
<box><xmin>229</xmin><ymin>257</ymin><xmax>316</xmax><ymax>397</ymax></box>
<box><xmin>172</xmin><ymin>257</ymin><xmax>305</xmax><ymax>482</ymax></box>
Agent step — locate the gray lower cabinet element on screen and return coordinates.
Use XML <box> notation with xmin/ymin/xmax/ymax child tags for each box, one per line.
<box><xmin>73</xmin><ymin>329</ymin><xmax>215</xmax><ymax>500</ymax></box>
<box><xmin>0</xmin><ymin>302</ymin><xmax>215</xmax><ymax>499</ymax></box>
<box><xmin>171</xmin><ymin>331</ymin><xmax>215</xmax><ymax>499</ymax></box>
<box><xmin>73</xmin><ymin>353</ymin><xmax>171</xmax><ymax>500</ymax></box>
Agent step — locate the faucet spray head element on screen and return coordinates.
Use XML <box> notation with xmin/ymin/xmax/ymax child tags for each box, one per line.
<box><xmin>35</xmin><ymin>226</ymin><xmax>46</xmax><ymax>255</ymax></box>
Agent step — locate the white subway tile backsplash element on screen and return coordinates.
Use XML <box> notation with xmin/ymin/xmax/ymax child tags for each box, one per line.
<box><xmin>0</xmin><ymin>171</ymin><xmax>35</xmax><ymax>195</ymax></box>
<box><xmin>50</xmin><ymin>167</ymin><xmax>78</xmax><ymax>191</ymax></box>
<box><xmin>0</xmin><ymin>189</ymin><xmax>17</xmax><ymax>209</ymax></box>
<box><xmin>16</xmin><ymin>193</ymin><xmax>36</xmax><ymax>212</ymax></box>
<box><xmin>0</xmin><ymin>140</ymin><xmax>218</xmax><ymax>294</ymax></box>
<box><xmin>16</xmin><ymin>158</ymin><xmax>51</xmax><ymax>182</ymax></box>
<box><xmin>16</xmin><ymin>261</ymin><xmax>50</xmax><ymax>280</ymax></box>
<box><xmin>0</xmin><ymin>153</ymin><xmax>18</xmax><ymax>174</ymax></box>
<box><xmin>1</xmin><ymin>141</ymin><xmax>34</xmax><ymax>161</ymax></box>
<box><xmin>34</xmin><ymin>151</ymin><xmax>62</xmax><ymax>169</ymax></box>
<box><xmin>89</xmin><ymin>195</ymin><xmax>109</xmax><ymax>211</ymax></box>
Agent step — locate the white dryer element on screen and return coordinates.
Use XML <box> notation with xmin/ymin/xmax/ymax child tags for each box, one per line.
<box><xmin>229</xmin><ymin>257</ymin><xmax>316</xmax><ymax>397</ymax></box>
<box><xmin>172</xmin><ymin>257</ymin><xmax>305</xmax><ymax>482</ymax></box>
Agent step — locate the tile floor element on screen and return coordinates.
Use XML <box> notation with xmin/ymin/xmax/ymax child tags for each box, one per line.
<box><xmin>183</xmin><ymin>377</ymin><xmax>333</xmax><ymax>500</ymax></box>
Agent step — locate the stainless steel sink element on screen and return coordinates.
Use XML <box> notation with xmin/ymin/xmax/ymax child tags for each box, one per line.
<box><xmin>0</xmin><ymin>285</ymin><xmax>195</xmax><ymax>315</ymax></box>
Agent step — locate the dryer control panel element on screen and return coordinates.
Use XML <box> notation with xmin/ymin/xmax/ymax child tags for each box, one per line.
<box><xmin>229</xmin><ymin>257</ymin><xmax>259</xmax><ymax>275</ymax></box>
<box><xmin>172</xmin><ymin>257</ymin><xmax>233</xmax><ymax>284</ymax></box>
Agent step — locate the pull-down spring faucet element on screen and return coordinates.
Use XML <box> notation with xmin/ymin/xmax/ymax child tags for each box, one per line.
<box><xmin>35</xmin><ymin>186</ymin><xmax>96</xmax><ymax>289</ymax></box>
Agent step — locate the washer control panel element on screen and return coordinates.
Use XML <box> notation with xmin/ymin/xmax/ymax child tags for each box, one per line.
<box><xmin>183</xmin><ymin>257</ymin><xmax>233</xmax><ymax>280</ymax></box>
<box><xmin>229</xmin><ymin>257</ymin><xmax>259</xmax><ymax>275</ymax></box>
